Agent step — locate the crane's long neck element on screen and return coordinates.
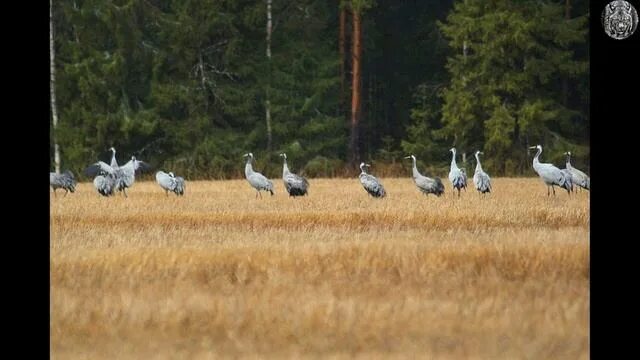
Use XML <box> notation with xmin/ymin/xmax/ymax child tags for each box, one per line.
<box><xmin>110</xmin><ymin>149</ymin><xmax>118</xmax><ymax>167</ymax></box>
<box><xmin>245</xmin><ymin>158</ymin><xmax>254</xmax><ymax>178</ymax></box>
<box><xmin>450</xmin><ymin>150</ymin><xmax>458</xmax><ymax>171</ymax></box>
<box><xmin>282</xmin><ymin>158</ymin><xmax>290</xmax><ymax>177</ymax></box>
<box><xmin>360</xmin><ymin>164</ymin><xmax>367</xmax><ymax>175</ymax></box>
<box><xmin>411</xmin><ymin>157</ymin><xmax>420</xmax><ymax>178</ymax></box>
<box><xmin>532</xmin><ymin>148</ymin><xmax>542</xmax><ymax>168</ymax></box>
<box><xmin>475</xmin><ymin>153</ymin><xmax>483</xmax><ymax>173</ymax></box>
<box><xmin>565</xmin><ymin>153</ymin><xmax>573</xmax><ymax>170</ymax></box>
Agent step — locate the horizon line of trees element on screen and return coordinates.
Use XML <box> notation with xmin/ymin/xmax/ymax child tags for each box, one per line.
<box><xmin>50</xmin><ymin>0</ymin><xmax>589</xmax><ymax>180</ymax></box>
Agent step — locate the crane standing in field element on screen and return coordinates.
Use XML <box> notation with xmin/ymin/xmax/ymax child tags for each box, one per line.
<box><xmin>359</xmin><ymin>162</ymin><xmax>386</xmax><ymax>198</ymax></box>
<box><xmin>529</xmin><ymin>145</ymin><xmax>572</xmax><ymax>196</ymax></box>
<box><xmin>156</xmin><ymin>171</ymin><xmax>186</xmax><ymax>196</ymax></box>
<box><xmin>50</xmin><ymin>170</ymin><xmax>76</xmax><ymax>196</ymax></box>
<box><xmin>243</xmin><ymin>152</ymin><xmax>274</xmax><ymax>198</ymax></box>
<box><xmin>448</xmin><ymin>148</ymin><xmax>467</xmax><ymax>197</ymax></box>
<box><xmin>404</xmin><ymin>155</ymin><xmax>444</xmax><ymax>197</ymax></box>
<box><xmin>564</xmin><ymin>151</ymin><xmax>590</xmax><ymax>191</ymax></box>
<box><xmin>279</xmin><ymin>153</ymin><xmax>309</xmax><ymax>197</ymax></box>
<box><xmin>473</xmin><ymin>151</ymin><xmax>491</xmax><ymax>195</ymax></box>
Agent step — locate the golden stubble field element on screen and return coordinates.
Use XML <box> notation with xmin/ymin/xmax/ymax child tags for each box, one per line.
<box><xmin>50</xmin><ymin>177</ymin><xmax>589</xmax><ymax>359</ymax></box>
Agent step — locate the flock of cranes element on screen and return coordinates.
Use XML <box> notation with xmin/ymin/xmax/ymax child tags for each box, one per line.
<box><xmin>50</xmin><ymin>145</ymin><xmax>589</xmax><ymax>199</ymax></box>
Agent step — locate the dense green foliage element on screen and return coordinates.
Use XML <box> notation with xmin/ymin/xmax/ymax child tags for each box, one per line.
<box><xmin>51</xmin><ymin>0</ymin><xmax>589</xmax><ymax>179</ymax></box>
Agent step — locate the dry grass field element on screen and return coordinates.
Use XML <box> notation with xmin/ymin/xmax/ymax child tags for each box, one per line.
<box><xmin>50</xmin><ymin>177</ymin><xmax>589</xmax><ymax>359</ymax></box>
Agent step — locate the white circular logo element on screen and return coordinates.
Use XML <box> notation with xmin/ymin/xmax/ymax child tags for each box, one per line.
<box><xmin>602</xmin><ymin>1</ymin><xmax>638</xmax><ymax>40</ymax></box>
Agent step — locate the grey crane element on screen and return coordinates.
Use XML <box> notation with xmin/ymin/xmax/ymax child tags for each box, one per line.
<box><xmin>93</xmin><ymin>173</ymin><xmax>116</xmax><ymax>197</ymax></box>
<box><xmin>529</xmin><ymin>145</ymin><xmax>571</xmax><ymax>196</ymax></box>
<box><xmin>404</xmin><ymin>155</ymin><xmax>444</xmax><ymax>196</ymax></box>
<box><xmin>156</xmin><ymin>171</ymin><xmax>186</xmax><ymax>196</ymax></box>
<box><xmin>86</xmin><ymin>155</ymin><xmax>151</xmax><ymax>197</ymax></box>
<box><xmin>243</xmin><ymin>153</ymin><xmax>274</xmax><ymax>198</ymax></box>
<box><xmin>359</xmin><ymin>162</ymin><xmax>386</xmax><ymax>198</ymax></box>
<box><xmin>279</xmin><ymin>153</ymin><xmax>309</xmax><ymax>197</ymax></box>
<box><xmin>50</xmin><ymin>170</ymin><xmax>76</xmax><ymax>196</ymax></box>
<box><xmin>89</xmin><ymin>147</ymin><xmax>119</xmax><ymax>197</ymax></box>
<box><xmin>448</xmin><ymin>148</ymin><xmax>467</xmax><ymax>197</ymax></box>
<box><xmin>564</xmin><ymin>151</ymin><xmax>590</xmax><ymax>191</ymax></box>
<box><xmin>473</xmin><ymin>151</ymin><xmax>491</xmax><ymax>195</ymax></box>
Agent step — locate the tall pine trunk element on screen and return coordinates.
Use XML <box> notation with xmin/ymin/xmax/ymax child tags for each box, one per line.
<box><xmin>348</xmin><ymin>9</ymin><xmax>362</xmax><ymax>167</ymax></box>
<box><xmin>50</xmin><ymin>0</ymin><xmax>61</xmax><ymax>174</ymax></box>
<box><xmin>265</xmin><ymin>0</ymin><xmax>273</xmax><ymax>151</ymax></box>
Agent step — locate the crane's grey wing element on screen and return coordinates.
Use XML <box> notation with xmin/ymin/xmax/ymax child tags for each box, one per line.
<box><xmin>536</xmin><ymin>164</ymin><xmax>561</xmax><ymax>185</ymax></box>
<box><xmin>360</xmin><ymin>173</ymin><xmax>386</xmax><ymax>197</ymax></box>
<box><xmin>449</xmin><ymin>169</ymin><xmax>466</xmax><ymax>189</ymax></box>
<box><xmin>249</xmin><ymin>172</ymin><xmax>274</xmax><ymax>192</ymax></box>
<box><xmin>569</xmin><ymin>167</ymin><xmax>589</xmax><ymax>189</ymax></box>
<box><xmin>284</xmin><ymin>173</ymin><xmax>309</xmax><ymax>195</ymax></box>
<box><xmin>61</xmin><ymin>171</ymin><xmax>76</xmax><ymax>192</ymax></box>
<box><xmin>50</xmin><ymin>173</ymin><xmax>64</xmax><ymax>189</ymax></box>
<box><xmin>560</xmin><ymin>169</ymin><xmax>573</xmax><ymax>191</ymax></box>
<box><xmin>136</xmin><ymin>161</ymin><xmax>152</xmax><ymax>173</ymax></box>
<box><xmin>474</xmin><ymin>171</ymin><xmax>491</xmax><ymax>193</ymax></box>
<box><xmin>415</xmin><ymin>175</ymin><xmax>444</xmax><ymax>196</ymax></box>
<box><xmin>433</xmin><ymin>177</ymin><xmax>445</xmax><ymax>195</ymax></box>
<box><xmin>174</xmin><ymin>176</ymin><xmax>185</xmax><ymax>195</ymax></box>
<box><xmin>85</xmin><ymin>161</ymin><xmax>114</xmax><ymax>177</ymax></box>
<box><xmin>62</xmin><ymin>170</ymin><xmax>75</xmax><ymax>180</ymax></box>
<box><xmin>156</xmin><ymin>171</ymin><xmax>176</xmax><ymax>191</ymax></box>
<box><xmin>93</xmin><ymin>175</ymin><xmax>114</xmax><ymax>196</ymax></box>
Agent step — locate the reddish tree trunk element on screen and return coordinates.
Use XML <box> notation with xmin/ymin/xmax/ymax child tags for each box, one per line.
<box><xmin>339</xmin><ymin>7</ymin><xmax>346</xmax><ymax>104</ymax></box>
<box><xmin>348</xmin><ymin>10</ymin><xmax>362</xmax><ymax>167</ymax></box>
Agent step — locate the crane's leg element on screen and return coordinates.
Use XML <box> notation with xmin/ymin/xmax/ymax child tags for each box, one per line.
<box><xmin>547</xmin><ymin>186</ymin><xmax>550</xmax><ymax>196</ymax></box>
<box><xmin>552</xmin><ymin>185</ymin><xmax>556</xmax><ymax>196</ymax></box>
<box><xmin>64</xmin><ymin>189</ymin><xmax>68</xmax><ymax>197</ymax></box>
<box><xmin>53</xmin><ymin>189</ymin><xmax>57</xmax><ymax>197</ymax></box>
<box><xmin>123</xmin><ymin>188</ymin><xmax>128</xmax><ymax>198</ymax></box>
<box><xmin>457</xmin><ymin>188</ymin><xmax>460</xmax><ymax>198</ymax></box>
<box><xmin>165</xmin><ymin>190</ymin><xmax>169</xmax><ymax>197</ymax></box>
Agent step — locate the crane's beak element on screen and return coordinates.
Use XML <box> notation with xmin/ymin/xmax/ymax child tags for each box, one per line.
<box><xmin>528</xmin><ymin>146</ymin><xmax>537</xmax><ymax>149</ymax></box>
<box><xmin>404</xmin><ymin>156</ymin><xmax>412</xmax><ymax>159</ymax></box>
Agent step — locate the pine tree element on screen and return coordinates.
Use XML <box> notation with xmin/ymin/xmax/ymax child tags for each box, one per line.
<box><xmin>437</xmin><ymin>0</ymin><xmax>588</xmax><ymax>174</ymax></box>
